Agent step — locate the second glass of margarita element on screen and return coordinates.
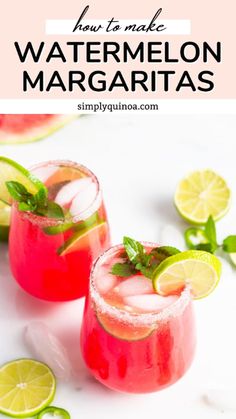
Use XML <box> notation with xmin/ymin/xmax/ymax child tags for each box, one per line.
<box><xmin>80</xmin><ymin>243</ymin><xmax>196</xmax><ymax>393</ymax></box>
<box><xmin>9</xmin><ymin>160</ymin><xmax>110</xmax><ymax>301</ymax></box>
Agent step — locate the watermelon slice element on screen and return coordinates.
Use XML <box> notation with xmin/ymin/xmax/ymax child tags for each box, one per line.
<box><xmin>0</xmin><ymin>114</ymin><xmax>76</xmax><ymax>144</ymax></box>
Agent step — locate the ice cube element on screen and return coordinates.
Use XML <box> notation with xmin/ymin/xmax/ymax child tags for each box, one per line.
<box><xmin>203</xmin><ymin>388</ymin><xmax>236</xmax><ymax>412</ymax></box>
<box><xmin>70</xmin><ymin>181</ymin><xmax>97</xmax><ymax>218</ymax></box>
<box><xmin>96</xmin><ymin>267</ymin><xmax>118</xmax><ymax>294</ymax></box>
<box><xmin>124</xmin><ymin>294</ymin><xmax>178</xmax><ymax>313</ymax></box>
<box><xmin>24</xmin><ymin>321</ymin><xmax>72</xmax><ymax>381</ymax></box>
<box><xmin>55</xmin><ymin>177</ymin><xmax>92</xmax><ymax>207</ymax></box>
<box><xmin>115</xmin><ymin>276</ymin><xmax>154</xmax><ymax>297</ymax></box>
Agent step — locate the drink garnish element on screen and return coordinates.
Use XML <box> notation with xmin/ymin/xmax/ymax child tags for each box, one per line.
<box><xmin>0</xmin><ymin>156</ymin><xmax>64</xmax><ymax>219</ymax></box>
<box><xmin>153</xmin><ymin>250</ymin><xmax>221</xmax><ymax>299</ymax></box>
<box><xmin>0</xmin><ymin>156</ymin><xmax>44</xmax><ymax>205</ymax></box>
<box><xmin>111</xmin><ymin>237</ymin><xmax>221</xmax><ymax>299</ymax></box>
<box><xmin>6</xmin><ymin>180</ymin><xmax>64</xmax><ymax>219</ymax></box>
<box><xmin>111</xmin><ymin>236</ymin><xmax>180</xmax><ymax>279</ymax></box>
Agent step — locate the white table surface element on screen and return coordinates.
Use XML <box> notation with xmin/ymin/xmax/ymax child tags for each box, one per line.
<box><xmin>0</xmin><ymin>114</ymin><xmax>236</xmax><ymax>418</ymax></box>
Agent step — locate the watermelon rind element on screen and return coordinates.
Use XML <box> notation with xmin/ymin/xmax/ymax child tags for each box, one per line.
<box><xmin>0</xmin><ymin>115</ymin><xmax>77</xmax><ymax>145</ymax></box>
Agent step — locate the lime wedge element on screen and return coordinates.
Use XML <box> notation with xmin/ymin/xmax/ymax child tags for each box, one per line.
<box><xmin>58</xmin><ymin>221</ymin><xmax>108</xmax><ymax>256</ymax></box>
<box><xmin>174</xmin><ymin>169</ymin><xmax>231</xmax><ymax>225</ymax></box>
<box><xmin>0</xmin><ymin>201</ymin><xmax>11</xmax><ymax>241</ymax></box>
<box><xmin>0</xmin><ymin>156</ymin><xmax>45</xmax><ymax>205</ymax></box>
<box><xmin>153</xmin><ymin>250</ymin><xmax>221</xmax><ymax>299</ymax></box>
<box><xmin>0</xmin><ymin>359</ymin><xmax>56</xmax><ymax>418</ymax></box>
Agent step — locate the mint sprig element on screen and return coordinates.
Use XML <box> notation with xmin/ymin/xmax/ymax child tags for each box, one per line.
<box><xmin>184</xmin><ymin>215</ymin><xmax>236</xmax><ymax>255</ymax></box>
<box><xmin>111</xmin><ymin>237</ymin><xmax>180</xmax><ymax>279</ymax></box>
<box><xmin>222</xmin><ymin>236</ymin><xmax>236</xmax><ymax>253</ymax></box>
<box><xmin>6</xmin><ymin>181</ymin><xmax>64</xmax><ymax>220</ymax></box>
<box><xmin>111</xmin><ymin>263</ymin><xmax>136</xmax><ymax>277</ymax></box>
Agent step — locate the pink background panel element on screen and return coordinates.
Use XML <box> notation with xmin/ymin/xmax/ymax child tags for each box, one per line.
<box><xmin>0</xmin><ymin>0</ymin><xmax>235</xmax><ymax>99</ymax></box>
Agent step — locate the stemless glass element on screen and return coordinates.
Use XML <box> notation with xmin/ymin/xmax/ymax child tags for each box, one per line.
<box><xmin>80</xmin><ymin>243</ymin><xmax>196</xmax><ymax>393</ymax></box>
<box><xmin>9</xmin><ymin>160</ymin><xmax>111</xmax><ymax>301</ymax></box>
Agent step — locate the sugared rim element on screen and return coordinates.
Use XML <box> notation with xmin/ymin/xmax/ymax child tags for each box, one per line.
<box><xmin>15</xmin><ymin>160</ymin><xmax>102</xmax><ymax>227</ymax></box>
<box><xmin>90</xmin><ymin>242</ymin><xmax>193</xmax><ymax>327</ymax></box>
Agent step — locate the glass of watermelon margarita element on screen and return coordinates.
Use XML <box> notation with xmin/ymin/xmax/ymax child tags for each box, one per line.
<box><xmin>9</xmin><ymin>160</ymin><xmax>111</xmax><ymax>301</ymax></box>
<box><xmin>80</xmin><ymin>243</ymin><xmax>196</xmax><ymax>393</ymax></box>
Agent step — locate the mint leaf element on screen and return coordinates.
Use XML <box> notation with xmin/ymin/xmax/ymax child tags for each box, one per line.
<box><xmin>6</xmin><ymin>180</ymin><xmax>64</xmax><ymax>220</ymax></box>
<box><xmin>123</xmin><ymin>236</ymin><xmax>145</xmax><ymax>264</ymax></box>
<box><xmin>151</xmin><ymin>246</ymin><xmax>180</xmax><ymax>258</ymax></box>
<box><xmin>18</xmin><ymin>202</ymin><xmax>35</xmax><ymax>212</ymax></box>
<box><xmin>195</xmin><ymin>243</ymin><xmax>215</xmax><ymax>253</ymax></box>
<box><xmin>6</xmin><ymin>181</ymin><xmax>32</xmax><ymax>202</ymax></box>
<box><xmin>140</xmin><ymin>252</ymin><xmax>152</xmax><ymax>267</ymax></box>
<box><xmin>33</xmin><ymin>187</ymin><xmax>48</xmax><ymax>208</ymax></box>
<box><xmin>44</xmin><ymin>201</ymin><xmax>65</xmax><ymax>219</ymax></box>
<box><xmin>111</xmin><ymin>263</ymin><xmax>136</xmax><ymax>277</ymax></box>
<box><xmin>147</xmin><ymin>246</ymin><xmax>180</xmax><ymax>268</ymax></box>
<box><xmin>111</xmin><ymin>238</ymin><xmax>181</xmax><ymax>280</ymax></box>
<box><xmin>136</xmin><ymin>264</ymin><xmax>155</xmax><ymax>279</ymax></box>
<box><xmin>223</xmin><ymin>236</ymin><xmax>236</xmax><ymax>252</ymax></box>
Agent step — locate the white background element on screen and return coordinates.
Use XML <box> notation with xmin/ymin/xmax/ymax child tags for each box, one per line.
<box><xmin>0</xmin><ymin>114</ymin><xmax>236</xmax><ymax>418</ymax></box>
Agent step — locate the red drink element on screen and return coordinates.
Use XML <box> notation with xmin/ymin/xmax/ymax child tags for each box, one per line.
<box><xmin>81</xmin><ymin>244</ymin><xmax>196</xmax><ymax>393</ymax></box>
<box><xmin>9</xmin><ymin>161</ymin><xmax>110</xmax><ymax>301</ymax></box>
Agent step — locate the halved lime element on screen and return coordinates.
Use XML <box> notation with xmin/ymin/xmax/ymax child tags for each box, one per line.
<box><xmin>58</xmin><ymin>221</ymin><xmax>107</xmax><ymax>256</ymax></box>
<box><xmin>153</xmin><ymin>250</ymin><xmax>221</xmax><ymax>299</ymax></box>
<box><xmin>174</xmin><ymin>169</ymin><xmax>231</xmax><ymax>225</ymax></box>
<box><xmin>0</xmin><ymin>156</ymin><xmax>45</xmax><ymax>205</ymax></box>
<box><xmin>0</xmin><ymin>201</ymin><xmax>11</xmax><ymax>241</ymax></box>
<box><xmin>0</xmin><ymin>358</ymin><xmax>56</xmax><ymax>418</ymax></box>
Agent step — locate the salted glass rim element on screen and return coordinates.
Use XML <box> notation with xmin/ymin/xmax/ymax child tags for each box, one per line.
<box><xmin>90</xmin><ymin>242</ymin><xmax>192</xmax><ymax>327</ymax></box>
<box><xmin>14</xmin><ymin>159</ymin><xmax>102</xmax><ymax>227</ymax></box>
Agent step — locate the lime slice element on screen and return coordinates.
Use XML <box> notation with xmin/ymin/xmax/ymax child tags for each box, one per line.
<box><xmin>153</xmin><ymin>250</ymin><xmax>221</xmax><ymax>299</ymax></box>
<box><xmin>44</xmin><ymin>211</ymin><xmax>99</xmax><ymax>236</ymax></box>
<box><xmin>174</xmin><ymin>169</ymin><xmax>231</xmax><ymax>225</ymax></box>
<box><xmin>58</xmin><ymin>221</ymin><xmax>107</xmax><ymax>256</ymax></box>
<box><xmin>0</xmin><ymin>156</ymin><xmax>45</xmax><ymax>205</ymax></box>
<box><xmin>0</xmin><ymin>359</ymin><xmax>56</xmax><ymax>418</ymax></box>
<box><xmin>37</xmin><ymin>406</ymin><xmax>70</xmax><ymax>419</ymax></box>
<box><xmin>97</xmin><ymin>311</ymin><xmax>155</xmax><ymax>341</ymax></box>
<box><xmin>43</xmin><ymin>220</ymin><xmax>74</xmax><ymax>236</ymax></box>
<box><xmin>0</xmin><ymin>201</ymin><xmax>11</xmax><ymax>242</ymax></box>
